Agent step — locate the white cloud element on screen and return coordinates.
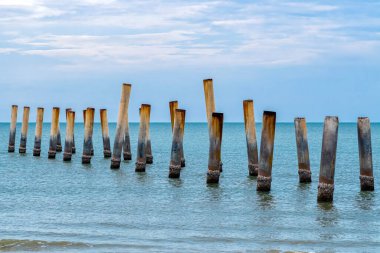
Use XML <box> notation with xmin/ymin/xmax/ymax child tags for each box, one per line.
<box><xmin>0</xmin><ymin>0</ymin><xmax>379</xmax><ymax>70</ymax></box>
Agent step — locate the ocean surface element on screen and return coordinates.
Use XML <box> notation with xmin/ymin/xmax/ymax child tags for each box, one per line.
<box><xmin>0</xmin><ymin>122</ymin><xmax>379</xmax><ymax>252</ymax></box>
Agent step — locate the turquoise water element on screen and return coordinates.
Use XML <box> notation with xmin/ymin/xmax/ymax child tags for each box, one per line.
<box><xmin>0</xmin><ymin>122</ymin><xmax>379</xmax><ymax>252</ymax></box>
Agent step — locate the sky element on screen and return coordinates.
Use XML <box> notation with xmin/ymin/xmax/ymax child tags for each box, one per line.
<box><xmin>0</xmin><ymin>0</ymin><xmax>379</xmax><ymax>122</ymax></box>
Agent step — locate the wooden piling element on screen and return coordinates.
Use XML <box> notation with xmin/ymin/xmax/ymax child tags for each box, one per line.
<box><xmin>122</xmin><ymin>112</ymin><xmax>132</xmax><ymax>160</ymax></box>
<box><xmin>82</xmin><ymin>108</ymin><xmax>94</xmax><ymax>164</ymax></box>
<box><xmin>63</xmin><ymin>111</ymin><xmax>75</xmax><ymax>161</ymax></box>
<box><xmin>33</xmin><ymin>107</ymin><xmax>44</xmax><ymax>156</ymax></box>
<box><xmin>88</xmin><ymin>107</ymin><xmax>95</xmax><ymax>156</ymax></box>
<box><xmin>169</xmin><ymin>101</ymin><xmax>185</xmax><ymax>167</ymax></box>
<box><xmin>145</xmin><ymin>105</ymin><xmax>153</xmax><ymax>164</ymax></box>
<box><xmin>135</xmin><ymin>104</ymin><xmax>150</xmax><ymax>172</ymax></box>
<box><xmin>317</xmin><ymin>116</ymin><xmax>339</xmax><ymax>202</ymax></box>
<box><xmin>257</xmin><ymin>111</ymin><xmax>276</xmax><ymax>192</ymax></box>
<box><xmin>66</xmin><ymin>108</ymin><xmax>76</xmax><ymax>154</ymax></box>
<box><xmin>203</xmin><ymin>79</ymin><xmax>222</xmax><ymax>172</ymax></box>
<box><xmin>243</xmin><ymin>100</ymin><xmax>259</xmax><ymax>176</ymax></box>
<box><xmin>100</xmin><ymin>109</ymin><xmax>111</xmax><ymax>158</ymax></box>
<box><xmin>8</xmin><ymin>105</ymin><xmax>18</xmax><ymax>152</ymax></box>
<box><xmin>56</xmin><ymin>114</ymin><xmax>62</xmax><ymax>152</ymax></box>
<box><xmin>357</xmin><ymin>117</ymin><xmax>374</xmax><ymax>191</ymax></box>
<box><xmin>294</xmin><ymin>117</ymin><xmax>311</xmax><ymax>183</ymax></box>
<box><xmin>19</xmin><ymin>106</ymin><xmax>30</xmax><ymax>153</ymax></box>
<box><xmin>111</xmin><ymin>83</ymin><xmax>132</xmax><ymax>169</ymax></box>
<box><xmin>207</xmin><ymin>112</ymin><xmax>224</xmax><ymax>184</ymax></box>
<box><xmin>169</xmin><ymin>109</ymin><xmax>186</xmax><ymax>178</ymax></box>
<box><xmin>48</xmin><ymin>107</ymin><xmax>60</xmax><ymax>159</ymax></box>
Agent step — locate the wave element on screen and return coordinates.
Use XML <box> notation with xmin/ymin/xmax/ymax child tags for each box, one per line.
<box><xmin>0</xmin><ymin>239</ymin><xmax>90</xmax><ymax>251</ymax></box>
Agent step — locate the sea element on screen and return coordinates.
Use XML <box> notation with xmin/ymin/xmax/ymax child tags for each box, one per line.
<box><xmin>0</xmin><ymin>122</ymin><xmax>379</xmax><ymax>252</ymax></box>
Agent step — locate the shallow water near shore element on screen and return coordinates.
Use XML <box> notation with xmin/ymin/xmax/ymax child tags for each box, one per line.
<box><xmin>0</xmin><ymin>122</ymin><xmax>379</xmax><ymax>252</ymax></box>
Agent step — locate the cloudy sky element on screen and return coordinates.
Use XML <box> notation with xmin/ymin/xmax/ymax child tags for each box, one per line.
<box><xmin>0</xmin><ymin>0</ymin><xmax>379</xmax><ymax>122</ymax></box>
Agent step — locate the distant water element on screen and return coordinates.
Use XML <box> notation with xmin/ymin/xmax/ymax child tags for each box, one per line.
<box><xmin>0</xmin><ymin>122</ymin><xmax>379</xmax><ymax>252</ymax></box>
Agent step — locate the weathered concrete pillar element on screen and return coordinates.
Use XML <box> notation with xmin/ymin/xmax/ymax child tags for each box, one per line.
<box><xmin>135</xmin><ymin>104</ymin><xmax>150</xmax><ymax>172</ymax></box>
<box><xmin>48</xmin><ymin>107</ymin><xmax>60</xmax><ymax>159</ymax></box>
<box><xmin>56</xmin><ymin>112</ymin><xmax>62</xmax><ymax>152</ymax></box>
<box><xmin>82</xmin><ymin>108</ymin><xmax>94</xmax><ymax>164</ymax></box>
<box><xmin>145</xmin><ymin>106</ymin><xmax>153</xmax><ymax>164</ymax></box>
<box><xmin>203</xmin><ymin>79</ymin><xmax>222</xmax><ymax>172</ymax></box>
<box><xmin>33</xmin><ymin>107</ymin><xmax>44</xmax><ymax>156</ymax></box>
<box><xmin>207</xmin><ymin>112</ymin><xmax>224</xmax><ymax>184</ymax></box>
<box><xmin>357</xmin><ymin>117</ymin><xmax>374</xmax><ymax>191</ymax></box>
<box><xmin>317</xmin><ymin>116</ymin><xmax>339</xmax><ymax>202</ymax></box>
<box><xmin>169</xmin><ymin>109</ymin><xmax>186</xmax><ymax>178</ymax></box>
<box><xmin>243</xmin><ymin>100</ymin><xmax>258</xmax><ymax>176</ymax></box>
<box><xmin>123</xmin><ymin>112</ymin><xmax>132</xmax><ymax>160</ymax></box>
<box><xmin>169</xmin><ymin>101</ymin><xmax>178</xmax><ymax>130</ymax></box>
<box><xmin>63</xmin><ymin>111</ymin><xmax>75</xmax><ymax>161</ymax></box>
<box><xmin>111</xmin><ymin>83</ymin><xmax>132</xmax><ymax>169</ymax></box>
<box><xmin>88</xmin><ymin>107</ymin><xmax>95</xmax><ymax>156</ymax></box>
<box><xmin>66</xmin><ymin>108</ymin><xmax>76</xmax><ymax>154</ymax></box>
<box><xmin>294</xmin><ymin>117</ymin><xmax>311</xmax><ymax>183</ymax></box>
<box><xmin>169</xmin><ymin>101</ymin><xmax>185</xmax><ymax>167</ymax></box>
<box><xmin>19</xmin><ymin>106</ymin><xmax>30</xmax><ymax>153</ymax></box>
<box><xmin>257</xmin><ymin>111</ymin><xmax>276</xmax><ymax>192</ymax></box>
<box><xmin>8</xmin><ymin>105</ymin><xmax>18</xmax><ymax>152</ymax></box>
<box><xmin>100</xmin><ymin>109</ymin><xmax>111</xmax><ymax>158</ymax></box>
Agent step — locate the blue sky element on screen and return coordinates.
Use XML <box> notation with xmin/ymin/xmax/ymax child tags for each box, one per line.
<box><xmin>0</xmin><ymin>0</ymin><xmax>379</xmax><ymax>122</ymax></box>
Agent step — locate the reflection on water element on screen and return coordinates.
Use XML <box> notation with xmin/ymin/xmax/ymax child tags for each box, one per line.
<box><xmin>257</xmin><ymin>192</ymin><xmax>275</xmax><ymax>210</ymax></box>
<box><xmin>355</xmin><ymin>191</ymin><xmax>375</xmax><ymax>211</ymax></box>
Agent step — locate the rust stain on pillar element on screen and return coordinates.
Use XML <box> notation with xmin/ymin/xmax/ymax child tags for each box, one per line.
<box><xmin>82</xmin><ymin>108</ymin><xmax>94</xmax><ymax>164</ymax></box>
<box><xmin>123</xmin><ymin>112</ymin><xmax>132</xmax><ymax>160</ymax></box>
<box><xmin>357</xmin><ymin>117</ymin><xmax>374</xmax><ymax>191</ymax></box>
<box><xmin>8</xmin><ymin>105</ymin><xmax>18</xmax><ymax>152</ymax></box>
<box><xmin>243</xmin><ymin>100</ymin><xmax>259</xmax><ymax>176</ymax></box>
<box><xmin>63</xmin><ymin>111</ymin><xmax>75</xmax><ymax>161</ymax></box>
<box><xmin>206</xmin><ymin>112</ymin><xmax>223</xmax><ymax>184</ymax></box>
<box><xmin>100</xmin><ymin>109</ymin><xmax>112</xmax><ymax>158</ymax></box>
<box><xmin>111</xmin><ymin>83</ymin><xmax>132</xmax><ymax>169</ymax></box>
<box><xmin>33</xmin><ymin>107</ymin><xmax>44</xmax><ymax>156</ymax></box>
<box><xmin>257</xmin><ymin>111</ymin><xmax>276</xmax><ymax>192</ymax></box>
<box><xmin>294</xmin><ymin>117</ymin><xmax>312</xmax><ymax>183</ymax></box>
<box><xmin>66</xmin><ymin>108</ymin><xmax>76</xmax><ymax>154</ymax></box>
<box><xmin>48</xmin><ymin>107</ymin><xmax>60</xmax><ymax>159</ymax></box>
<box><xmin>135</xmin><ymin>104</ymin><xmax>150</xmax><ymax>172</ymax></box>
<box><xmin>317</xmin><ymin>116</ymin><xmax>339</xmax><ymax>202</ymax></box>
<box><xmin>19</xmin><ymin>106</ymin><xmax>30</xmax><ymax>153</ymax></box>
<box><xmin>169</xmin><ymin>109</ymin><xmax>186</xmax><ymax>178</ymax></box>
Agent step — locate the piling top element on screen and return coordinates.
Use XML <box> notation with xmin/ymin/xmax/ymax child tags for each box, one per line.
<box><xmin>325</xmin><ymin>116</ymin><xmax>338</xmax><ymax>121</ymax></box>
<box><xmin>203</xmin><ymin>78</ymin><xmax>213</xmax><ymax>82</ymax></box>
<box><xmin>12</xmin><ymin>105</ymin><xmax>18</xmax><ymax>108</ymax></box>
<box><xmin>243</xmin><ymin>99</ymin><xmax>253</xmax><ymax>103</ymax></box>
<box><xmin>23</xmin><ymin>106</ymin><xmax>30</xmax><ymax>109</ymax></box>
<box><xmin>100</xmin><ymin>108</ymin><xmax>107</xmax><ymax>112</ymax></box>
<box><xmin>358</xmin><ymin>116</ymin><xmax>369</xmax><ymax>120</ymax></box>
<box><xmin>37</xmin><ymin>107</ymin><xmax>44</xmax><ymax>110</ymax></box>
<box><xmin>294</xmin><ymin>117</ymin><xmax>306</xmax><ymax>120</ymax></box>
<box><xmin>53</xmin><ymin>107</ymin><xmax>60</xmax><ymax>110</ymax></box>
<box><xmin>175</xmin><ymin>109</ymin><xmax>186</xmax><ymax>113</ymax></box>
<box><xmin>169</xmin><ymin>100</ymin><xmax>178</xmax><ymax>104</ymax></box>
<box><xmin>122</xmin><ymin>83</ymin><xmax>132</xmax><ymax>87</ymax></box>
<box><xmin>87</xmin><ymin>107</ymin><xmax>95</xmax><ymax>111</ymax></box>
<box><xmin>264</xmin><ymin>111</ymin><xmax>276</xmax><ymax>116</ymax></box>
<box><xmin>141</xmin><ymin>104</ymin><xmax>151</xmax><ymax>108</ymax></box>
<box><xmin>212</xmin><ymin>112</ymin><xmax>223</xmax><ymax>118</ymax></box>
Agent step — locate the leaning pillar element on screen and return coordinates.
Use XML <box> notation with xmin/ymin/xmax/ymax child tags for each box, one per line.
<box><xmin>317</xmin><ymin>116</ymin><xmax>339</xmax><ymax>202</ymax></box>
<box><xmin>257</xmin><ymin>111</ymin><xmax>276</xmax><ymax>192</ymax></box>
<box><xmin>243</xmin><ymin>100</ymin><xmax>259</xmax><ymax>176</ymax></box>
<box><xmin>294</xmin><ymin>117</ymin><xmax>312</xmax><ymax>183</ymax></box>
<box><xmin>357</xmin><ymin>117</ymin><xmax>374</xmax><ymax>191</ymax></box>
<box><xmin>111</xmin><ymin>83</ymin><xmax>132</xmax><ymax>169</ymax></box>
